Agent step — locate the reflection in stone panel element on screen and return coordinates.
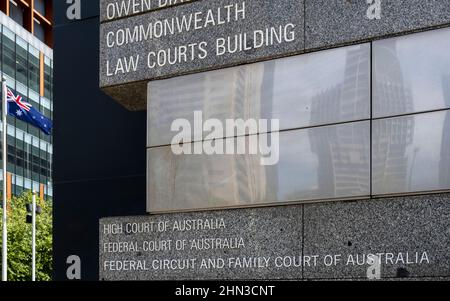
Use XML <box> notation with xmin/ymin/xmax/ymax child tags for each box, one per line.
<box><xmin>373</xmin><ymin>27</ymin><xmax>450</xmax><ymax>117</ymax></box>
<box><xmin>147</xmin><ymin>122</ymin><xmax>370</xmax><ymax>212</ymax></box>
<box><xmin>373</xmin><ymin>111</ymin><xmax>450</xmax><ymax>195</ymax></box>
<box><xmin>147</xmin><ymin>44</ymin><xmax>370</xmax><ymax>147</ymax></box>
<box><xmin>440</xmin><ymin>76</ymin><xmax>450</xmax><ymax>187</ymax></box>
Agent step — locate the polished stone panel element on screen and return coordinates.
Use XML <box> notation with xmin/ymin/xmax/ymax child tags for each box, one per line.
<box><xmin>100</xmin><ymin>0</ymin><xmax>305</xmax><ymax>110</ymax></box>
<box><xmin>373</xmin><ymin>27</ymin><xmax>450</xmax><ymax>118</ymax></box>
<box><xmin>303</xmin><ymin>194</ymin><xmax>450</xmax><ymax>279</ymax></box>
<box><xmin>306</xmin><ymin>0</ymin><xmax>450</xmax><ymax>50</ymax></box>
<box><xmin>147</xmin><ymin>43</ymin><xmax>370</xmax><ymax>147</ymax></box>
<box><xmin>147</xmin><ymin>121</ymin><xmax>370</xmax><ymax>213</ymax></box>
<box><xmin>372</xmin><ymin>110</ymin><xmax>450</xmax><ymax>195</ymax></box>
<box><xmin>99</xmin><ymin>205</ymin><xmax>303</xmax><ymax>280</ymax></box>
<box><xmin>100</xmin><ymin>193</ymin><xmax>450</xmax><ymax>280</ymax></box>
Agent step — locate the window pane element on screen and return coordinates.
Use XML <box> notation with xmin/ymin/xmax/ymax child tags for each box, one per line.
<box><xmin>148</xmin><ymin>43</ymin><xmax>371</xmax><ymax>148</ymax></box>
<box><xmin>373</xmin><ymin>27</ymin><xmax>450</xmax><ymax>118</ymax></box>
<box><xmin>373</xmin><ymin>110</ymin><xmax>450</xmax><ymax>195</ymax></box>
<box><xmin>7</xmin><ymin>135</ymin><xmax>15</xmax><ymax>174</ymax></box>
<box><xmin>16</xmin><ymin>41</ymin><xmax>28</xmax><ymax>85</ymax></box>
<box><xmin>9</xmin><ymin>3</ymin><xmax>24</xmax><ymax>26</ymax></box>
<box><xmin>28</xmin><ymin>124</ymin><xmax>39</xmax><ymax>137</ymax></box>
<box><xmin>28</xmin><ymin>47</ymin><xmax>40</xmax><ymax>92</ymax></box>
<box><xmin>34</xmin><ymin>21</ymin><xmax>45</xmax><ymax>43</ymax></box>
<box><xmin>44</xmin><ymin>63</ymin><xmax>52</xmax><ymax>98</ymax></box>
<box><xmin>15</xmin><ymin>139</ymin><xmax>24</xmax><ymax>177</ymax></box>
<box><xmin>16</xmin><ymin>119</ymin><xmax>28</xmax><ymax>132</ymax></box>
<box><xmin>16</xmin><ymin>81</ymin><xmax>27</xmax><ymax>95</ymax></box>
<box><xmin>34</xmin><ymin>0</ymin><xmax>46</xmax><ymax>16</ymax></box>
<box><xmin>2</xmin><ymin>32</ymin><xmax>15</xmax><ymax>78</ymax></box>
<box><xmin>42</xmin><ymin>107</ymin><xmax>51</xmax><ymax>119</ymax></box>
<box><xmin>16</xmin><ymin>186</ymin><xmax>23</xmax><ymax>195</ymax></box>
<box><xmin>147</xmin><ymin>121</ymin><xmax>370</xmax><ymax>212</ymax></box>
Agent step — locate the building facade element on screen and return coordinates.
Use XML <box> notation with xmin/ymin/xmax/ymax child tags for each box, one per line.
<box><xmin>53</xmin><ymin>0</ymin><xmax>450</xmax><ymax>280</ymax></box>
<box><xmin>98</xmin><ymin>0</ymin><xmax>450</xmax><ymax>281</ymax></box>
<box><xmin>0</xmin><ymin>0</ymin><xmax>53</xmax><ymax>200</ymax></box>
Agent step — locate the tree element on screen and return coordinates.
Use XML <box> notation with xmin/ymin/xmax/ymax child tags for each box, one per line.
<box><xmin>0</xmin><ymin>191</ymin><xmax>52</xmax><ymax>281</ymax></box>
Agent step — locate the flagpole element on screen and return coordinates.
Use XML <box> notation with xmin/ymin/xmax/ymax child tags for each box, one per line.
<box><xmin>1</xmin><ymin>77</ymin><xmax>7</xmax><ymax>282</ymax></box>
<box><xmin>32</xmin><ymin>192</ymin><xmax>36</xmax><ymax>282</ymax></box>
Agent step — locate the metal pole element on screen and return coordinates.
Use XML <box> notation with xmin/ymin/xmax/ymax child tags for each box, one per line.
<box><xmin>2</xmin><ymin>77</ymin><xmax>8</xmax><ymax>281</ymax></box>
<box><xmin>32</xmin><ymin>192</ymin><xmax>36</xmax><ymax>282</ymax></box>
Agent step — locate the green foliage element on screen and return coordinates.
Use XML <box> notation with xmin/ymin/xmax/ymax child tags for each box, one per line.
<box><xmin>0</xmin><ymin>192</ymin><xmax>52</xmax><ymax>281</ymax></box>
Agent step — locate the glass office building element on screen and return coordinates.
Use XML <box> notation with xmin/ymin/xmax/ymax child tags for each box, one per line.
<box><xmin>0</xmin><ymin>1</ymin><xmax>53</xmax><ymax>199</ymax></box>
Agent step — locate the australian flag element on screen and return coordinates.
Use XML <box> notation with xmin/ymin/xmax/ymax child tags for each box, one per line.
<box><xmin>6</xmin><ymin>88</ymin><xmax>53</xmax><ymax>135</ymax></box>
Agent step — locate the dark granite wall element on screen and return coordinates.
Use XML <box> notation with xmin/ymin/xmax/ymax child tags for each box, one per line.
<box><xmin>100</xmin><ymin>194</ymin><xmax>450</xmax><ymax>280</ymax></box>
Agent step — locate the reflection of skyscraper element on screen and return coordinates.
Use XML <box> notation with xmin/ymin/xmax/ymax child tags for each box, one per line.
<box><xmin>309</xmin><ymin>45</ymin><xmax>371</xmax><ymax>197</ymax></box>
<box><xmin>148</xmin><ymin>64</ymin><xmax>274</xmax><ymax>208</ymax></box>
<box><xmin>372</xmin><ymin>40</ymin><xmax>415</xmax><ymax>193</ymax></box>
<box><xmin>206</xmin><ymin>64</ymin><xmax>268</xmax><ymax>206</ymax></box>
<box><xmin>149</xmin><ymin>75</ymin><xmax>204</xmax><ymax>136</ymax></box>
<box><xmin>439</xmin><ymin>74</ymin><xmax>450</xmax><ymax>187</ymax></box>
